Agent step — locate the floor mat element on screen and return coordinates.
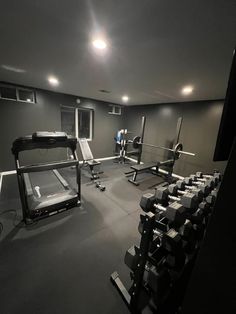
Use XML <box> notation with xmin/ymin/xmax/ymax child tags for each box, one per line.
<box><xmin>0</xmin><ymin>160</ymin><xmax>165</xmax><ymax>314</ymax></box>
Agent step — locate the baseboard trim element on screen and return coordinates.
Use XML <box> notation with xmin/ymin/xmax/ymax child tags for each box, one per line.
<box><xmin>126</xmin><ymin>157</ymin><xmax>143</xmax><ymax>164</ymax></box>
<box><xmin>0</xmin><ymin>170</ymin><xmax>17</xmax><ymax>176</ymax></box>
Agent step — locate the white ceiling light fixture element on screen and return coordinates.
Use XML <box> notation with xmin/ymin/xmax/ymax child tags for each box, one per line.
<box><xmin>92</xmin><ymin>38</ymin><xmax>107</xmax><ymax>50</ymax></box>
<box><xmin>122</xmin><ymin>95</ymin><xmax>129</xmax><ymax>103</ymax></box>
<box><xmin>48</xmin><ymin>76</ymin><xmax>59</xmax><ymax>86</ymax></box>
<box><xmin>181</xmin><ymin>85</ymin><xmax>194</xmax><ymax>95</ymax></box>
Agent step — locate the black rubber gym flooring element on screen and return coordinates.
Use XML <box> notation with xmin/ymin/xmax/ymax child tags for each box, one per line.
<box><xmin>0</xmin><ymin>160</ymin><xmax>164</xmax><ymax>314</ymax></box>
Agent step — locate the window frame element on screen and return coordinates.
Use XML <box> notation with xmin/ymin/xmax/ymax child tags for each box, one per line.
<box><xmin>0</xmin><ymin>84</ymin><xmax>35</xmax><ymax>103</ymax></box>
<box><xmin>108</xmin><ymin>104</ymin><xmax>122</xmax><ymax>115</ymax></box>
<box><xmin>61</xmin><ymin>105</ymin><xmax>93</xmax><ymax>141</ymax></box>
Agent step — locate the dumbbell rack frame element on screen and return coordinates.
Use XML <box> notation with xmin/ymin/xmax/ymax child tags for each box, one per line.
<box><xmin>110</xmin><ymin>204</ymin><xmax>210</xmax><ymax>313</ymax></box>
<box><xmin>111</xmin><ymin>212</ymin><xmax>156</xmax><ymax>313</ymax></box>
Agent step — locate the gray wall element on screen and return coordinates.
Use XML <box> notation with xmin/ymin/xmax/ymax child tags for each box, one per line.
<box><xmin>0</xmin><ymin>83</ymin><xmax>227</xmax><ymax>176</ymax></box>
<box><xmin>124</xmin><ymin>100</ymin><xmax>227</xmax><ymax>176</ymax></box>
<box><xmin>0</xmin><ymin>88</ymin><xmax>123</xmax><ymax>171</ymax></box>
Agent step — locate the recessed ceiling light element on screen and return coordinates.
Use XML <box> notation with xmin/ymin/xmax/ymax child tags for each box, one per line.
<box><xmin>26</xmin><ymin>98</ymin><xmax>31</xmax><ymax>102</ymax></box>
<box><xmin>48</xmin><ymin>76</ymin><xmax>59</xmax><ymax>86</ymax></box>
<box><xmin>92</xmin><ymin>39</ymin><xmax>107</xmax><ymax>50</ymax></box>
<box><xmin>181</xmin><ymin>85</ymin><xmax>194</xmax><ymax>95</ymax></box>
<box><xmin>122</xmin><ymin>95</ymin><xmax>129</xmax><ymax>102</ymax></box>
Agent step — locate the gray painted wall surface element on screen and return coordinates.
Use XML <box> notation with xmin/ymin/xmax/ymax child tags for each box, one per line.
<box><xmin>0</xmin><ymin>84</ymin><xmax>227</xmax><ymax>176</ymax></box>
<box><xmin>124</xmin><ymin>101</ymin><xmax>227</xmax><ymax>176</ymax></box>
<box><xmin>0</xmin><ymin>89</ymin><xmax>123</xmax><ymax>171</ymax></box>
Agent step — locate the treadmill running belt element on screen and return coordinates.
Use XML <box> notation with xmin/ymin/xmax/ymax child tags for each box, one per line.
<box><xmin>28</xmin><ymin>170</ymin><xmax>66</xmax><ymax>197</ymax></box>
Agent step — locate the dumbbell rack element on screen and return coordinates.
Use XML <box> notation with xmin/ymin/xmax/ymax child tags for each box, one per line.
<box><xmin>111</xmin><ymin>211</ymin><xmax>201</xmax><ymax>313</ymax></box>
<box><xmin>111</xmin><ymin>172</ymin><xmax>220</xmax><ymax>313</ymax></box>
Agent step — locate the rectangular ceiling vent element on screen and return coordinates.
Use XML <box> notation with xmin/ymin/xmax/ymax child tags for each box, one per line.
<box><xmin>0</xmin><ymin>84</ymin><xmax>36</xmax><ymax>103</ymax></box>
<box><xmin>108</xmin><ymin>104</ymin><xmax>122</xmax><ymax>115</ymax></box>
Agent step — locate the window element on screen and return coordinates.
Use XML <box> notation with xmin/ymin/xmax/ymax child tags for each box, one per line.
<box><xmin>0</xmin><ymin>85</ymin><xmax>17</xmax><ymax>100</ymax></box>
<box><xmin>108</xmin><ymin>104</ymin><xmax>122</xmax><ymax>115</ymax></box>
<box><xmin>61</xmin><ymin>107</ymin><xmax>76</xmax><ymax>137</ymax></box>
<box><xmin>18</xmin><ymin>89</ymin><xmax>35</xmax><ymax>103</ymax></box>
<box><xmin>0</xmin><ymin>84</ymin><xmax>35</xmax><ymax>103</ymax></box>
<box><xmin>61</xmin><ymin>106</ymin><xmax>93</xmax><ymax>140</ymax></box>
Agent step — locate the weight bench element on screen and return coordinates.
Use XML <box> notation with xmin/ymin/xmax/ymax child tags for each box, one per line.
<box><xmin>127</xmin><ymin>160</ymin><xmax>174</xmax><ymax>186</ymax></box>
<box><xmin>78</xmin><ymin>138</ymin><xmax>103</xmax><ymax>180</ymax></box>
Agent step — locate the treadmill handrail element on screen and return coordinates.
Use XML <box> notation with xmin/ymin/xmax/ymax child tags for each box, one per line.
<box><xmin>17</xmin><ymin>160</ymin><xmax>78</xmax><ymax>173</ymax></box>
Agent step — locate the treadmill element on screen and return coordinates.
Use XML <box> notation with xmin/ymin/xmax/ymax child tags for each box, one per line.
<box><xmin>12</xmin><ymin>131</ymin><xmax>81</xmax><ymax>224</ymax></box>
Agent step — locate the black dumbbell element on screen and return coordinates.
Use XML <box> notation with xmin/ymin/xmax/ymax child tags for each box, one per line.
<box><xmin>155</xmin><ymin>186</ymin><xmax>199</xmax><ymax>212</ymax></box>
<box><xmin>168</xmin><ymin>183</ymin><xmax>204</xmax><ymax>202</ymax></box>
<box><xmin>178</xmin><ymin>219</ymin><xmax>197</xmax><ymax>253</ymax></box>
<box><xmin>124</xmin><ymin>245</ymin><xmax>139</xmax><ymax>271</ymax></box>
<box><xmin>140</xmin><ymin>193</ymin><xmax>186</xmax><ymax>226</ymax></box>
<box><xmin>191</xmin><ymin>173</ymin><xmax>219</xmax><ymax>187</ymax></box>
<box><xmin>176</xmin><ymin>180</ymin><xmax>210</xmax><ymax>197</ymax></box>
<box><xmin>161</xmin><ymin>229</ymin><xmax>186</xmax><ymax>270</ymax></box>
<box><xmin>95</xmin><ymin>181</ymin><xmax>106</xmax><ymax>191</ymax></box>
<box><xmin>146</xmin><ymin>264</ymin><xmax>171</xmax><ymax>303</ymax></box>
<box><xmin>126</xmin><ymin>249</ymin><xmax>171</xmax><ymax>303</ymax></box>
<box><xmin>206</xmin><ymin>192</ymin><xmax>217</xmax><ymax>207</ymax></box>
<box><xmin>186</xmin><ymin>176</ymin><xmax>215</xmax><ymax>190</ymax></box>
<box><xmin>196</xmin><ymin>171</ymin><xmax>222</xmax><ymax>183</ymax></box>
<box><xmin>193</xmin><ymin>223</ymin><xmax>206</xmax><ymax>242</ymax></box>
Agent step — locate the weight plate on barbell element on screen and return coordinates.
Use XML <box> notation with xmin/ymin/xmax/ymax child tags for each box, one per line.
<box><xmin>133</xmin><ymin>136</ymin><xmax>141</xmax><ymax>149</ymax></box>
<box><xmin>174</xmin><ymin>143</ymin><xmax>183</xmax><ymax>159</ymax></box>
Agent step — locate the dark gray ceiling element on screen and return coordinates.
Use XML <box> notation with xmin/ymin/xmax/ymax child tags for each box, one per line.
<box><xmin>0</xmin><ymin>0</ymin><xmax>235</xmax><ymax>105</ymax></box>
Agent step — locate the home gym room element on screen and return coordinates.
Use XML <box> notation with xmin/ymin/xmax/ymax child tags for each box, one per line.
<box><xmin>0</xmin><ymin>1</ymin><xmax>235</xmax><ymax>314</ymax></box>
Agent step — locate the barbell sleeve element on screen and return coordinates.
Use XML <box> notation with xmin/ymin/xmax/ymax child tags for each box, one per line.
<box><xmin>140</xmin><ymin>142</ymin><xmax>195</xmax><ymax>156</ymax></box>
<box><xmin>177</xmin><ymin>150</ymin><xmax>195</xmax><ymax>156</ymax></box>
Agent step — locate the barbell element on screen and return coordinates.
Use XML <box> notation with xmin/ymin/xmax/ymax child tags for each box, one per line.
<box><xmin>132</xmin><ymin>136</ymin><xmax>195</xmax><ymax>159</ymax></box>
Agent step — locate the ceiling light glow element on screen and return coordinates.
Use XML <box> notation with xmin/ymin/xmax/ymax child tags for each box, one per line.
<box><xmin>92</xmin><ymin>39</ymin><xmax>107</xmax><ymax>50</ymax></box>
<box><xmin>181</xmin><ymin>85</ymin><xmax>194</xmax><ymax>95</ymax></box>
<box><xmin>122</xmin><ymin>95</ymin><xmax>129</xmax><ymax>102</ymax></box>
<box><xmin>48</xmin><ymin>76</ymin><xmax>59</xmax><ymax>86</ymax></box>
<box><xmin>26</xmin><ymin>98</ymin><xmax>31</xmax><ymax>102</ymax></box>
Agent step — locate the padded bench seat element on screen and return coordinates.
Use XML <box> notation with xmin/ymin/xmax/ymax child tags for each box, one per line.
<box><xmin>130</xmin><ymin>162</ymin><xmax>159</xmax><ymax>172</ymax></box>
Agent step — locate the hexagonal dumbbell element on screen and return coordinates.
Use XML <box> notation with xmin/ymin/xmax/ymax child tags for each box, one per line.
<box><xmin>196</xmin><ymin>171</ymin><xmax>222</xmax><ymax>183</ymax></box>
<box><xmin>176</xmin><ymin>179</ymin><xmax>210</xmax><ymax>197</ymax></box>
<box><xmin>192</xmin><ymin>173</ymin><xmax>219</xmax><ymax>187</ymax></box>
<box><xmin>199</xmin><ymin>201</ymin><xmax>211</xmax><ymax>215</ymax></box>
<box><xmin>168</xmin><ymin>183</ymin><xmax>204</xmax><ymax>202</ymax></box>
<box><xmin>155</xmin><ymin>186</ymin><xmax>199</xmax><ymax>212</ymax></box>
<box><xmin>146</xmin><ymin>264</ymin><xmax>171</xmax><ymax>299</ymax></box>
<box><xmin>206</xmin><ymin>193</ymin><xmax>217</xmax><ymax>207</ymax></box>
<box><xmin>139</xmin><ymin>193</ymin><xmax>156</xmax><ymax>212</ymax></box>
<box><xmin>161</xmin><ymin>229</ymin><xmax>183</xmax><ymax>254</ymax></box>
<box><xmin>178</xmin><ymin>219</ymin><xmax>197</xmax><ymax>253</ymax></box>
<box><xmin>124</xmin><ymin>245</ymin><xmax>139</xmax><ymax>271</ymax></box>
<box><xmin>186</xmin><ymin>176</ymin><xmax>215</xmax><ymax>190</ymax></box>
<box><xmin>140</xmin><ymin>193</ymin><xmax>186</xmax><ymax>226</ymax></box>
